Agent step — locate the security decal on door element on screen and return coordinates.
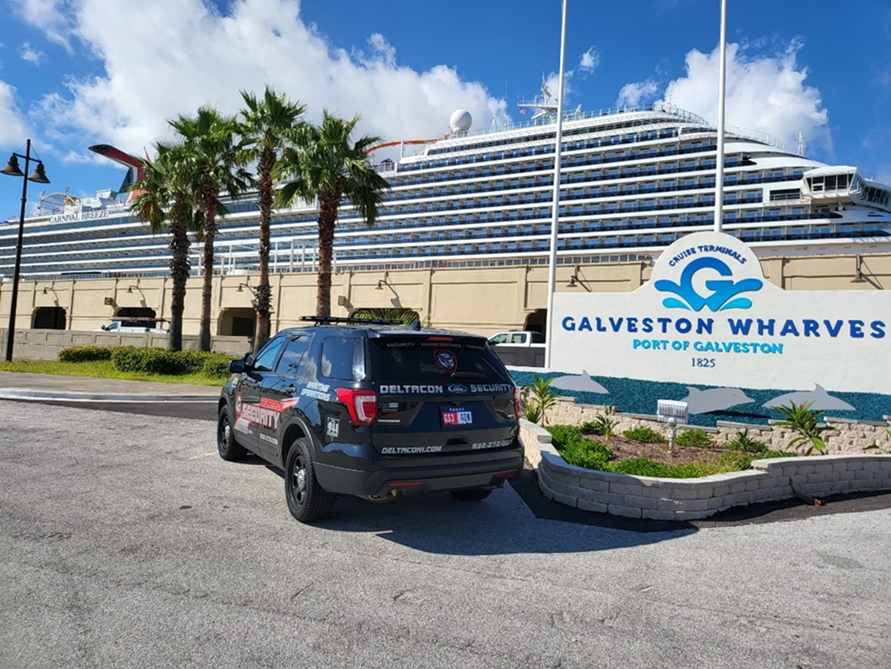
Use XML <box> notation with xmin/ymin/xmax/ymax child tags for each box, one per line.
<box><xmin>233</xmin><ymin>394</ymin><xmax>297</xmax><ymax>434</ymax></box>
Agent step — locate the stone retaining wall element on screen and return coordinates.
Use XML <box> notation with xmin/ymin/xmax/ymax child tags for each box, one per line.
<box><xmin>545</xmin><ymin>398</ymin><xmax>891</xmax><ymax>455</ymax></box>
<box><xmin>519</xmin><ymin>419</ymin><xmax>891</xmax><ymax>521</ymax></box>
<box><xmin>0</xmin><ymin>328</ymin><xmax>251</xmax><ymax>360</ymax></box>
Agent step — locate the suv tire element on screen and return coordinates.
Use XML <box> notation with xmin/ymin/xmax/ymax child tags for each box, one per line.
<box><xmin>450</xmin><ymin>488</ymin><xmax>493</xmax><ymax>502</ymax></box>
<box><xmin>285</xmin><ymin>437</ymin><xmax>335</xmax><ymax>523</ymax></box>
<box><xmin>217</xmin><ymin>406</ymin><xmax>246</xmax><ymax>461</ymax></box>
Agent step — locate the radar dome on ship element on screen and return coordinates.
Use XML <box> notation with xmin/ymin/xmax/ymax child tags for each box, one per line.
<box><xmin>449</xmin><ymin>109</ymin><xmax>472</xmax><ymax>133</ymax></box>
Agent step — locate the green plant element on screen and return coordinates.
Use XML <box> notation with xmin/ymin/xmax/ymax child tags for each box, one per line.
<box><xmin>238</xmin><ymin>87</ymin><xmax>306</xmax><ymax>349</ymax></box>
<box><xmin>59</xmin><ymin>345</ymin><xmax>115</xmax><ymax>363</ymax></box>
<box><xmin>622</xmin><ymin>426</ymin><xmax>666</xmax><ymax>444</ymax></box>
<box><xmin>201</xmin><ymin>353</ymin><xmax>234</xmax><ymax>378</ymax></box>
<box><xmin>547</xmin><ymin>425</ymin><xmax>613</xmax><ymax>469</ymax></box>
<box><xmin>525</xmin><ymin>377</ymin><xmax>557</xmax><ymax>425</ymax></box>
<box><xmin>524</xmin><ymin>402</ymin><xmax>543</xmax><ymax>424</ymax></box>
<box><xmin>725</xmin><ymin>429</ymin><xmax>768</xmax><ymax>454</ymax></box>
<box><xmin>110</xmin><ymin>347</ymin><xmax>217</xmax><ymax>376</ymax></box>
<box><xmin>674</xmin><ymin>428</ymin><xmax>714</xmax><ymax>449</ymax></box>
<box><xmin>580</xmin><ymin>406</ymin><xmax>618</xmax><ymax>438</ymax></box>
<box><xmin>775</xmin><ymin>402</ymin><xmax>827</xmax><ymax>455</ymax></box>
<box><xmin>130</xmin><ymin>141</ymin><xmax>201</xmax><ymax>351</ymax></box>
<box><xmin>276</xmin><ymin>112</ymin><xmax>389</xmax><ymax>317</ymax></box>
<box><xmin>171</xmin><ymin>107</ymin><xmax>251</xmax><ymax>351</ymax></box>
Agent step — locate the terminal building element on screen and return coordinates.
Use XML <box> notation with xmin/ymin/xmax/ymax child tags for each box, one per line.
<box><xmin>2</xmin><ymin>100</ymin><xmax>890</xmax><ymax>341</ymax></box>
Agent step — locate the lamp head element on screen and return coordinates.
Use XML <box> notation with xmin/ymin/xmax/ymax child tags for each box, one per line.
<box><xmin>28</xmin><ymin>162</ymin><xmax>50</xmax><ymax>184</ymax></box>
<box><xmin>1</xmin><ymin>154</ymin><xmax>24</xmax><ymax>178</ymax></box>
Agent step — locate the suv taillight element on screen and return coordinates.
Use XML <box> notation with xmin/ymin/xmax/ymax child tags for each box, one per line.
<box><xmin>513</xmin><ymin>386</ymin><xmax>522</xmax><ymax>419</ymax></box>
<box><xmin>336</xmin><ymin>388</ymin><xmax>378</xmax><ymax>426</ymax></box>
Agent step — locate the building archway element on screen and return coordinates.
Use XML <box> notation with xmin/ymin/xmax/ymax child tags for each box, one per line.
<box><xmin>523</xmin><ymin>309</ymin><xmax>547</xmax><ymax>337</ymax></box>
<box><xmin>32</xmin><ymin>306</ymin><xmax>67</xmax><ymax>330</ymax></box>
<box><xmin>218</xmin><ymin>308</ymin><xmax>256</xmax><ymax>338</ymax></box>
<box><xmin>114</xmin><ymin>306</ymin><xmax>157</xmax><ymax>328</ymax></box>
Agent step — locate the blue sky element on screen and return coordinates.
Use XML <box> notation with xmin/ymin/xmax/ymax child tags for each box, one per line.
<box><xmin>1</xmin><ymin>0</ymin><xmax>889</xmax><ymax>220</ymax></box>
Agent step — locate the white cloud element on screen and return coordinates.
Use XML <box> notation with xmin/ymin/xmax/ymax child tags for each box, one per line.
<box><xmin>658</xmin><ymin>41</ymin><xmax>830</xmax><ymax>152</ymax></box>
<box><xmin>28</xmin><ymin>0</ymin><xmax>509</xmax><ymax>156</ymax></box>
<box><xmin>616</xmin><ymin>79</ymin><xmax>659</xmax><ymax>109</ymax></box>
<box><xmin>579</xmin><ymin>47</ymin><xmax>599</xmax><ymax>75</ymax></box>
<box><xmin>0</xmin><ymin>81</ymin><xmax>29</xmax><ymax>148</ymax></box>
<box><xmin>14</xmin><ymin>0</ymin><xmax>75</xmax><ymax>52</ymax></box>
<box><xmin>21</xmin><ymin>42</ymin><xmax>46</xmax><ymax>65</ymax></box>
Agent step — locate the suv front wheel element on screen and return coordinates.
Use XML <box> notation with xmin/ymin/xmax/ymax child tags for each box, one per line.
<box><xmin>217</xmin><ymin>406</ymin><xmax>246</xmax><ymax>461</ymax></box>
<box><xmin>285</xmin><ymin>437</ymin><xmax>335</xmax><ymax>523</ymax></box>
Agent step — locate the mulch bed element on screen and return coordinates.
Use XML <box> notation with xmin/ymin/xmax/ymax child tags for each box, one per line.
<box><xmin>591</xmin><ymin>434</ymin><xmax>732</xmax><ymax>466</ymax></box>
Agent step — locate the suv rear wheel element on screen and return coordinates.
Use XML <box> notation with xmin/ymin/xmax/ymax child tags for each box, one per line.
<box><xmin>285</xmin><ymin>437</ymin><xmax>335</xmax><ymax>523</ymax></box>
<box><xmin>450</xmin><ymin>488</ymin><xmax>493</xmax><ymax>502</ymax></box>
<box><xmin>217</xmin><ymin>406</ymin><xmax>246</xmax><ymax>461</ymax></box>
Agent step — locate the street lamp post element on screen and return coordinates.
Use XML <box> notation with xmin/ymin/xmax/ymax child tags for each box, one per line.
<box><xmin>543</xmin><ymin>0</ymin><xmax>568</xmax><ymax>370</ymax></box>
<box><xmin>2</xmin><ymin>139</ymin><xmax>51</xmax><ymax>362</ymax></box>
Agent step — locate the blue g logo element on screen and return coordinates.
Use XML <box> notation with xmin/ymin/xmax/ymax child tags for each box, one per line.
<box><xmin>655</xmin><ymin>257</ymin><xmax>763</xmax><ymax>312</ymax></box>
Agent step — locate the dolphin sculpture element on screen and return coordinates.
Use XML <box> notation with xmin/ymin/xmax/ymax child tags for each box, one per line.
<box><xmin>681</xmin><ymin>386</ymin><xmax>755</xmax><ymax>415</ymax></box>
<box><xmin>550</xmin><ymin>370</ymin><xmax>609</xmax><ymax>394</ymax></box>
<box><xmin>763</xmin><ymin>384</ymin><xmax>855</xmax><ymax>411</ymax></box>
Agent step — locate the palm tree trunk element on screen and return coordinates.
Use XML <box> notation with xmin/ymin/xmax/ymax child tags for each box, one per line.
<box><xmin>199</xmin><ymin>204</ymin><xmax>216</xmax><ymax>352</ymax></box>
<box><xmin>254</xmin><ymin>147</ymin><xmax>274</xmax><ymax>350</ymax></box>
<box><xmin>168</xmin><ymin>203</ymin><xmax>191</xmax><ymax>351</ymax></box>
<box><xmin>316</xmin><ymin>197</ymin><xmax>338</xmax><ymax>318</ymax></box>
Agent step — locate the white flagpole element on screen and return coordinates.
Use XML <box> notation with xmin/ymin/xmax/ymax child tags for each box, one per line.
<box><xmin>714</xmin><ymin>0</ymin><xmax>728</xmax><ymax>233</ymax></box>
<box><xmin>544</xmin><ymin>0</ymin><xmax>568</xmax><ymax>369</ymax></box>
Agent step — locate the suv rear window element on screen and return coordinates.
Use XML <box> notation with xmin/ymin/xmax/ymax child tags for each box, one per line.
<box><xmin>369</xmin><ymin>338</ymin><xmax>510</xmax><ymax>385</ymax></box>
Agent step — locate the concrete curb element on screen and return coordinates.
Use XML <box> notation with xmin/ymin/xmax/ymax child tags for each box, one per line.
<box><xmin>0</xmin><ymin>388</ymin><xmax>218</xmax><ymax>403</ymax></box>
<box><xmin>518</xmin><ymin>419</ymin><xmax>891</xmax><ymax>520</ymax></box>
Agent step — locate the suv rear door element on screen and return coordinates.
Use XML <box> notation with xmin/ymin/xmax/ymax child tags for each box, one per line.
<box><xmin>368</xmin><ymin>334</ymin><xmax>517</xmax><ymax>456</ymax></box>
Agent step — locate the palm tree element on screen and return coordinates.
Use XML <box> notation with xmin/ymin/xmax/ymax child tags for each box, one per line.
<box><xmin>276</xmin><ymin>112</ymin><xmax>389</xmax><ymax>318</ymax></box>
<box><xmin>130</xmin><ymin>143</ymin><xmax>199</xmax><ymax>351</ymax></box>
<box><xmin>171</xmin><ymin>108</ymin><xmax>250</xmax><ymax>351</ymax></box>
<box><xmin>238</xmin><ymin>87</ymin><xmax>305</xmax><ymax>349</ymax></box>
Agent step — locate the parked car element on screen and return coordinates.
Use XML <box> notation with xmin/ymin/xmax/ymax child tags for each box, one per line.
<box><xmin>217</xmin><ymin>317</ymin><xmax>524</xmax><ymax>523</ymax></box>
<box><xmin>487</xmin><ymin>330</ymin><xmax>546</xmax><ymax>367</ymax></box>
<box><xmin>100</xmin><ymin>318</ymin><xmax>167</xmax><ymax>334</ymax></box>
<box><xmin>487</xmin><ymin>330</ymin><xmax>545</xmax><ymax>347</ymax></box>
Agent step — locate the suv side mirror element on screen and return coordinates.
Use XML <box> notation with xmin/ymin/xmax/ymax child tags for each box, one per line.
<box><xmin>229</xmin><ymin>353</ymin><xmax>254</xmax><ymax>374</ymax></box>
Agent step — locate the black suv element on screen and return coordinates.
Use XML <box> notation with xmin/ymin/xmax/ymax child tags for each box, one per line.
<box><xmin>217</xmin><ymin>317</ymin><xmax>523</xmax><ymax>523</ymax></box>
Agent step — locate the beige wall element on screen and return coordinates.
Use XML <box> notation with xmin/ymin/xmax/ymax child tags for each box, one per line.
<box><xmin>1</xmin><ymin>251</ymin><xmax>890</xmax><ymax>339</ymax></box>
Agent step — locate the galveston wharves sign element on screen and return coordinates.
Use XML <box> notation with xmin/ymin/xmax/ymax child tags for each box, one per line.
<box><xmin>552</xmin><ymin>231</ymin><xmax>889</xmax><ymax>394</ymax></box>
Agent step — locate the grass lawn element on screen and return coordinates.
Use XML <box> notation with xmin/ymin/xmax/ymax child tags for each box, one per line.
<box><xmin>0</xmin><ymin>359</ymin><xmax>226</xmax><ymax>387</ymax></box>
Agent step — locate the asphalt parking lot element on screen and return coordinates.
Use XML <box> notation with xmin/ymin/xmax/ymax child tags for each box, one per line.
<box><xmin>2</xmin><ymin>400</ymin><xmax>890</xmax><ymax>668</ymax></box>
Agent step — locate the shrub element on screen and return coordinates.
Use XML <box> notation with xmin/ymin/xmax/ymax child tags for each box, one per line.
<box><xmin>524</xmin><ymin>402</ymin><xmax>543</xmax><ymax>424</ymax></box>
<box><xmin>201</xmin><ymin>353</ymin><xmax>234</xmax><ymax>378</ymax></box>
<box><xmin>725</xmin><ymin>429</ymin><xmax>768</xmax><ymax>454</ymax></box>
<box><xmin>546</xmin><ymin>424</ymin><xmax>614</xmax><ymax>469</ymax></box>
<box><xmin>110</xmin><ymin>347</ymin><xmax>218</xmax><ymax>376</ymax></box>
<box><xmin>774</xmin><ymin>402</ymin><xmax>827</xmax><ymax>455</ymax></box>
<box><xmin>605</xmin><ymin>458</ymin><xmax>710</xmax><ymax>478</ymax></box>
<box><xmin>674</xmin><ymin>428</ymin><xmax>714</xmax><ymax>449</ymax></box>
<box><xmin>59</xmin><ymin>345</ymin><xmax>115</xmax><ymax>362</ymax></box>
<box><xmin>580</xmin><ymin>407</ymin><xmax>618</xmax><ymax>438</ymax></box>
<box><xmin>524</xmin><ymin>377</ymin><xmax>557</xmax><ymax>425</ymax></box>
<box><xmin>622</xmin><ymin>426</ymin><xmax>666</xmax><ymax>443</ymax></box>
<box><xmin>561</xmin><ymin>438</ymin><xmax>613</xmax><ymax>470</ymax></box>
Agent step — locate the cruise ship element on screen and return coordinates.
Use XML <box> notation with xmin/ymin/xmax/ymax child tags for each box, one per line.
<box><xmin>3</xmin><ymin>101</ymin><xmax>891</xmax><ymax>280</ymax></box>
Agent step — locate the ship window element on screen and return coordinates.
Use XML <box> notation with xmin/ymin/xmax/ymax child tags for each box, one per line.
<box><xmin>825</xmin><ymin>175</ymin><xmax>837</xmax><ymax>190</ymax></box>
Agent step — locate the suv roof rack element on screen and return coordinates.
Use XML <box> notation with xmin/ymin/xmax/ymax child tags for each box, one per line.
<box><xmin>300</xmin><ymin>315</ymin><xmax>419</xmax><ymax>328</ymax></box>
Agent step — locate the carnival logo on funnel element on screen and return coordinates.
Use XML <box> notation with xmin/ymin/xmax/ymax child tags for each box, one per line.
<box><xmin>655</xmin><ymin>256</ymin><xmax>764</xmax><ymax>312</ymax></box>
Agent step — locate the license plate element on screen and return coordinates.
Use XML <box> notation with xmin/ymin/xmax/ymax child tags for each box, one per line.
<box><xmin>442</xmin><ymin>408</ymin><xmax>472</xmax><ymax>426</ymax></box>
